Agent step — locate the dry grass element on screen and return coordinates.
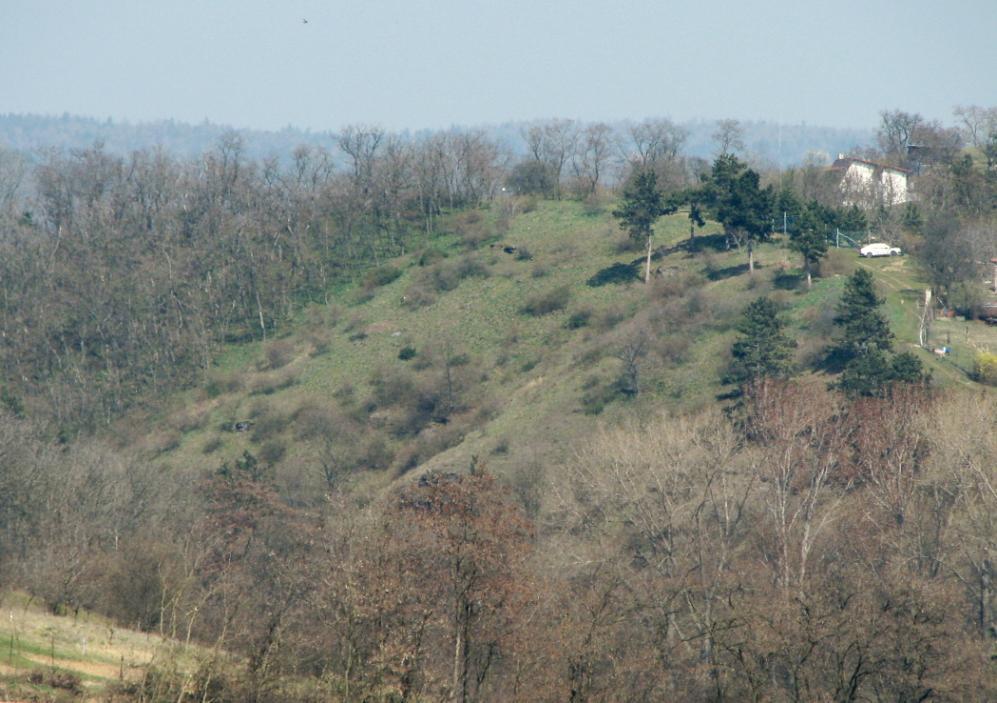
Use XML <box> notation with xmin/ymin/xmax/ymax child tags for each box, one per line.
<box><xmin>0</xmin><ymin>590</ymin><xmax>201</xmax><ymax>698</ymax></box>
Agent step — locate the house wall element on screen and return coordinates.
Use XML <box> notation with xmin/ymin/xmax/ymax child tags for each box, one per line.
<box><xmin>839</xmin><ymin>161</ymin><xmax>908</xmax><ymax>207</ymax></box>
<box><xmin>880</xmin><ymin>168</ymin><xmax>908</xmax><ymax>205</ymax></box>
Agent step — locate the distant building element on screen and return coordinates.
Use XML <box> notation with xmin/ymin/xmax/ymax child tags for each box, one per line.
<box><xmin>830</xmin><ymin>155</ymin><xmax>910</xmax><ymax>207</ymax></box>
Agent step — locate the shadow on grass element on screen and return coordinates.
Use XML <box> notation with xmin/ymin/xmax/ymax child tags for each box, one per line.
<box><xmin>686</xmin><ymin>232</ymin><xmax>731</xmax><ymax>254</ymax></box>
<box><xmin>706</xmin><ymin>263</ymin><xmax>751</xmax><ymax>281</ymax></box>
<box><xmin>587</xmin><ymin>262</ymin><xmax>640</xmax><ymax>287</ymax></box>
<box><xmin>773</xmin><ymin>270</ymin><xmax>804</xmax><ymax>290</ymax></box>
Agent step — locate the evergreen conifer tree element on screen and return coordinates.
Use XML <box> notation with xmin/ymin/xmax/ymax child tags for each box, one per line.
<box><xmin>726</xmin><ymin>297</ymin><xmax>797</xmax><ymax>388</ymax></box>
<box><xmin>834</xmin><ymin>268</ymin><xmax>893</xmax><ymax>359</ymax></box>
<box><xmin>832</xmin><ymin>269</ymin><xmax>926</xmax><ymax>396</ymax></box>
<box><xmin>613</xmin><ymin>169</ymin><xmax>674</xmax><ymax>283</ymax></box>
<box><xmin>790</xmin><ymin>202</ymin><xmax>829</xmax><ymax>289</ymax></box>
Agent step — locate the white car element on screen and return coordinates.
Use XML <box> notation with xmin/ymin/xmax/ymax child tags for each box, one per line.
<box><xmin>859</xmin><ymin>242</ymin><xmax>902</xmax><ymax>257</ymax></box>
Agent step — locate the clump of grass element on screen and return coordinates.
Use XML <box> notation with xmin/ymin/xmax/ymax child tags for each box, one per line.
<box><xmin>522</xmin><ymin>286</ymin><xmax>571</xmax><ymax>316</ymax></box>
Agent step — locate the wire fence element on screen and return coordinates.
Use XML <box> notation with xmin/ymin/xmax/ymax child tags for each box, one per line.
<box><xmin>775</xmin><ymin>213</ymin><xmax>871</xmax><ymax>249</ymax></box>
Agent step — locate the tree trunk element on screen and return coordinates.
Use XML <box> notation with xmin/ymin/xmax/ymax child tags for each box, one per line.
<box><xmin>805</xmin><ymin>260</ymin><xmax>812</xmax><ymax>290</ymax></box>
<box><xmin>645</xmin><ymin>235</ymin><xmax>653</xmax><ymax>284</ymax></box>
<box><xmin>748</xmin><ymin>240</ymin><xmax>755</xmax><ymax>274</ymax></box>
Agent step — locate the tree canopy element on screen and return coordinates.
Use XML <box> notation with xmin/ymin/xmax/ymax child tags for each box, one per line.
<box><xmin>697</xmin><ymin>154</ymin><xmax>775</xmax><ymax>272</ymax></box>
<box><xmin>612</xmin><ymin>169</ymin><xmax>675</xmax><ymax>282</ymax></box>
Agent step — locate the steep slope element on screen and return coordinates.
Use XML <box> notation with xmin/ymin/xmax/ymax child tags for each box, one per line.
<box><xmin>127</xmin><ymin>198</ymin><xmax>996</xmax><ymax>496</ymax></box>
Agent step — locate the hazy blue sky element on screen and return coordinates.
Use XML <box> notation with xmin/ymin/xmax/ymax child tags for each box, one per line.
<box><xmin>2</xmin><ymin>0</ymin><xmax>994</xmax><ymax>132</ymax></box>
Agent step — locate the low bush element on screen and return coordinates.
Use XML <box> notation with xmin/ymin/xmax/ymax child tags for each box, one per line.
<box><xmin>522</xmin><ymin>286</ymin><xmax>571</xmax><ymax>316</ymax></box>
<box><xmin>250</xmin><ymin>411</ymin><xmax>290</xmax><ymax>443</ymax></box>
<box><xmin>973</xmin><ymin>351</ymin><xmax>997</xmax><ymax>386</ymax></box>
<box><xmin>651</xmin><ymin>270</ymin><xmax>704</xmax><ymax>299</ymax></box>
<box><xmin>455</xmin><ymin>254</ymin><xmax>491</xmax><ymax>280</ymax></box>
<box><xmin>259</xmin><ymin>439</ymin><xmax>287</xmax><ymax>464</ymax></box>
<box><xmin>593</xmin><ymin>304</ymin><xmax>630</xmax><ymax>332</ymax></box>
<box><xmin>418</xmin><ymin>246</ymin><xmax>449</xmax><ymax>267</ymax></box>
<box><xmin>402</xmin><ymin>281</ymin><xmax>437</xmax><ymax>309</ymax></box>
<box><xmin>361</xmin><ymin>437</ymin><xmax>394</xmax><ymax>470</ymax></box>
<box><xmin>566</xmin><ymin>308</ymin><xmax>593</xmax><ymax>329</ymax></box>
<box><xmin>398</xmin><ymin>346</ymin><xmax>417</xmax><ymax>360</ymax></box>
<box><xmin>202</xmin><ymin>435</ymin><xmax>224</xmax><ymax>454</ymax></box>
<box><xmin>249</xmin><ymin>372</ymin><xmax>297</xmax><ymax>396</ymax></box>
<box><xmin>363</xmin><ymin>264</ymin><xmax>403</xmax><ymax>289</ymax></box>
<box><xmin>428</xmin><ymin>262</ymin><xmax>461</xmax><ymax>292</ymax></box>
<box><xmin>262</xmin><ymin>339</ymin><xmax>295</xmax><ymax>370</ymax></box>
<box><xmin>342</xmin><ymin>315</ymin><xmax>365</xmax><ymax>334</ymax></box>
<box><xmin>580</xmin><ymin>379</ymin><xmax>618</xmax><ymax>415</ymax></box>
<box><xmin>204</xmin><ymin>371</ymin><xmax>244</xmax><ymax>398</ymax></box>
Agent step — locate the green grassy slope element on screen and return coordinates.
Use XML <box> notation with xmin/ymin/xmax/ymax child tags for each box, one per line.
<box><xmin>128</xmin><ymin>199</ymin><xmax>996</xmax><ymax>492</ymax></box>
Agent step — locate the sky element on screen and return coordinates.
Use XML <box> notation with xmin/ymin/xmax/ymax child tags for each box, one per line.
<box><xmin>1</xmin><ymin>0</ymin><xmax>995</xmax><ymax>133</ymax></box>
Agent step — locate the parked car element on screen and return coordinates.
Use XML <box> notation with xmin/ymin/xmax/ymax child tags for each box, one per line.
<box><xmin>859</xmin><ymin>242</ymin><xmax>902</xmax><ymax>257</ymax></box>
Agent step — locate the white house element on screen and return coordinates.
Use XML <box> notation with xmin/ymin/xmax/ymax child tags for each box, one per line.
<box><xmin>830</xmin><ymin>155</ymin><xmax>910</xmax><ymax>207</ymax></box>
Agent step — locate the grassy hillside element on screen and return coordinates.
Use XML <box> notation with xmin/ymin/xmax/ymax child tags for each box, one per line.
<box><xmin>124</xmin><ymin>198</ymin><xmax>996</xmax><ymax>494</ymax></box>
<box><xmin>0</xmin><ymin>591</ymin><xmax>173</xmax><ymax>701</ymax></box>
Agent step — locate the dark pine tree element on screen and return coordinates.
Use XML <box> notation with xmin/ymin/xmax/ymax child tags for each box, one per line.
<box><xmin>832</xmin><ymin>269</ymin><xmax>926</xmax><ymax>396</ymax></box>
<box><xmin>613</xmin><ymin>169</ymin><xmax>674</xmax><ymax>283</ymax></box>
<box><xmin>726</xmin><ymin>297</ymin><xmax>797</xmax><ymax>389</ymax></box>
<box><xmin>699</xmin><ymin>154</ymin><xmax>775</xmax><ymax>273</ymax></box>
<box><xmin>789</xmin><ymin>201</ymin><xmax>830</xmax><ymax>289</ymax></box>
<box><xmin>834</xmin><ymin>268</ymin><xmax>893</xmax><ymax>360</ymax></box>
